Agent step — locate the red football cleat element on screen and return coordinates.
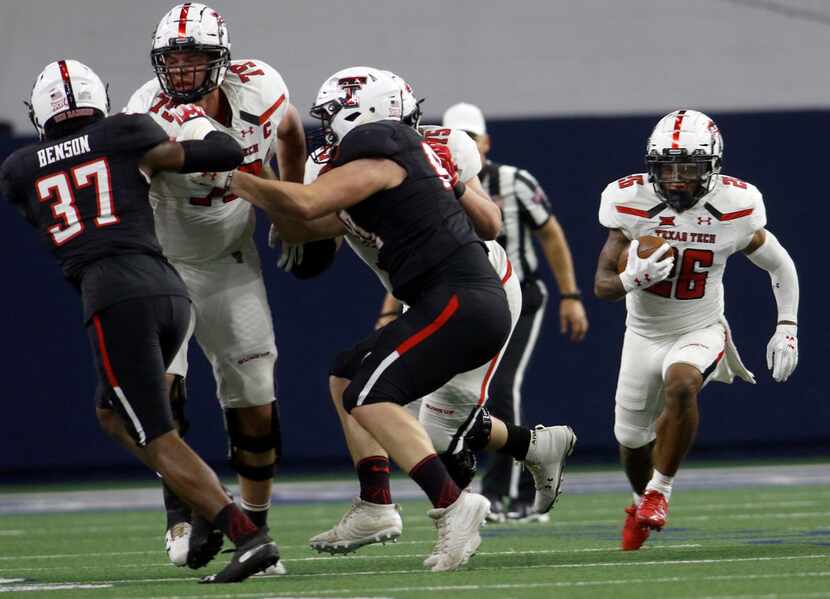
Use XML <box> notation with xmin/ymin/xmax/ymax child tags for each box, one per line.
<box><xmin>621</xmin><ymin>503</ymin><xmax>650</xmax><ymax>551</ymax></box>
<box><xmin>637</xmin><ymin>490</ymin><xmax>669</xmax><ymax>530</ymax></box>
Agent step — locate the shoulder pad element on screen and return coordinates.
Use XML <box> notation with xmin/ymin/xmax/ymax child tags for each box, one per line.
<box><xmin>446</xmin><ymin>128</ymin><xmax>481</xmax><ymax>182</ymax></box>
<box><xmin>225</xmin><ymin>60</ymin><xmax>289</xmax><ymax>128</ymax></box>
<box><xmin>599</xmin><ymin>173</ymin><xmax>663</xmax><ymax>229</ymax></box>
<box><xmin>419</xmin><ymin>126</ymin><xmax>481</xmax><ymax>180</ymax></box>
<box><xmin>335</xmin><ymin>121</ymin><xmax>404</xmax><ymax>164</ymax></box>
<box><xmin>123</xmin><ymin>79</ymin><xmax>162</xmax><ymax>114</ymax></box>
<box><xmin>0</xmin><ymin>151</ymin><xmax>20</xmax><ymax>196</ymax></box>
<box><xmin>702</xmin><ymin>175</ymin><xmax>766</xmax><ymax>231</ymax></box>
<box><xmin>105</xmin><ymin>113</ymin><xmax>169</xmax><ymax>153</ymax></box>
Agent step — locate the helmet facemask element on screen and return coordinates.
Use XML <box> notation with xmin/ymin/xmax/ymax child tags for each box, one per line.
<box><xmin>647</xmin><ymin>149</ymin><xmax>720</xmax><ymax>212</ymax></box>
<box><xmin>307</xmin><ymin>99</ymin><xmax>347</xmax><ymax>163</ymax></box>
<box><xmin>151</xmin><ymin>44</ymin><xmax>229</xmax><ymax>103</ymax></box>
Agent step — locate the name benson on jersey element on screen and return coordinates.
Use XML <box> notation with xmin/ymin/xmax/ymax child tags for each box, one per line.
<box><xmin>37</xmin><ymin>135</ymin><xmax>91</xmax><ymax>167</ymax></box>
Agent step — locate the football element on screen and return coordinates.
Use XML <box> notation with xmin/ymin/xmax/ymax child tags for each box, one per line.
<box><xmin>617</xmin><ymin>235</ymin><xmax>678</xmax><ymax>273</ymax></box>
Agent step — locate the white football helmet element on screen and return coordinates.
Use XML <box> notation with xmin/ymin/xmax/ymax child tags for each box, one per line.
<box><xmin>151</xmin><ymin>3</ymin><xmax>231</xmax><ymax>102</ymax></box>
<box><xmin>27</xmin><ymin>59</ymin><xmax>109</xmax><ymax>140</ymax></box>
<box><xmin>308</xmin><ymin>66</ymin><xmax>403</xmax><ymax>159</ymax></box>
<box><xmin>384</xmin><ymin>71</ymin><xmax>422</xmax><ymax>128</ymax></box>
<box><xmin>646</xmin><ymin>109</ymin><xmax>724</xmax><ymax>211</ymax></box>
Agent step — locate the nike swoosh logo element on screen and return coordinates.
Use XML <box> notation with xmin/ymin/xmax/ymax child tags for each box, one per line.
<box><xmin>239</xmin><ymin>543</ymin><xmax>270</xmax><ymax>563</ymax></box>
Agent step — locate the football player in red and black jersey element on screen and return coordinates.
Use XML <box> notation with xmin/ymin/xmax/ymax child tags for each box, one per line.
<box><xmin>228</xmin><ymin>67</ymin><xmax>512</xmax><ymax>571</ymax></box>
<box><xmin>0</xmin><ymin>59</ymin><xmax>276</xmax><ymax>583</ymax></box>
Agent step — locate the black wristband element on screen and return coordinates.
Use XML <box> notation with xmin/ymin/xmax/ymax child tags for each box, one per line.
<box><xmin>452</xmin><ymin>180</ymin><xmax>466</xmax><ymax>199</ymax></box>
<box><xmin>180</xmin><ymin>131</ymin><xmax>243</xmax><ymax>174</ymax></box>
<box><xmin>560</xmin><ymin>291</ymin><xmax>582</xmax><ymax>300</ymax></box>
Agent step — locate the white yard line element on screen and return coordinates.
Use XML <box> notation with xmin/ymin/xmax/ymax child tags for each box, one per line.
<box><xmin>96</xmin><ymin>570</ymin><xmax>830</xmax><ymax>599</ymax></box>
<box><xmin>51</xmin><ymin>552</ymin><xmax>830</xmax><ymax>586</ymax></box>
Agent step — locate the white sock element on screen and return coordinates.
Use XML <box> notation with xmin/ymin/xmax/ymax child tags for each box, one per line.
<box><xmin>240</xmin><ymin>498</ymin><xmax>271</xmax><ymax>513</ymax></box>
<box><xmin>645</xmin><ymin>470</ymin><xmax>673</xmax><ymax>501</ymax></box>
<box><xmin>633</xmin><ymin>492</ymin><xmax>643</xmax><ymax>506</ymax></box>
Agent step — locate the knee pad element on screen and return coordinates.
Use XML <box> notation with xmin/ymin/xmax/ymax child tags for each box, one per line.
<box><xmin>465</xmin><ymin>408</ymin><xmax>492</xmax><ymax>451</ymax></box>
<box><xmin>170</xmin><ymin>375</ymin><xmax>189</xmax><ymax>436</ymax></box>
<box><xmin>439</xmin><ymin>447</ymin><xmax>477</xmax><ymax>490</ymax></box>
<box><xmin>614</xmin><ymin>421</ymin><xmax>655</xmax><ymax>450</ymax></box>
<box><xmin>225</xmin><ymin>401</ymin><xmax>282</xmax><ymax>481</ymax></box>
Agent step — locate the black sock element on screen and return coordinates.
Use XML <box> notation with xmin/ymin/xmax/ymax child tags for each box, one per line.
<box><xmin>409</xmin><ymin>454</ymin><xmax>461</xmax><ymax>509</ymax></box>
<box><xmin>213</xmin><ymin>503</ymin><xmax>258</xmax><ymax>546</ymax></box>
<box><xmin>162</xmin><ymin>482</ymin><xmax>191</xmax><ymax>529</ymax></box>
<box><xmin>241</xmin><ymin>500</ymin><xmax>270</xmax><ymax>528</ymax></box>
<box><xmin>357</xmin><ymin>456</ymin><xmax>392</xmax><ymax>505</ymax></box>
<box><xmin>498</xmin><ymin>422</ymin><xmax>531</xmax><ymax>460</ymax></box>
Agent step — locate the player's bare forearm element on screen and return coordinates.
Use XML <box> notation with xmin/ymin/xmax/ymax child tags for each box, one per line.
<box><xmin>276</xmin><ymin>103</ymin><xmax>306</xmax><ymax>184</ymax></box>
<box><xmin>594</xmin><ymin>229</ymin><xmax>629</xmax><ymax>301</ymax></box>
<box><xmin>231</xmin><ymin>170</ymin><xmax>314</xmax><ymax>219</ymax></box>
<box><xmin>536</xmin><ymin>217</ymin><xmax>579</xmax><ymax>294</ymax></box>
<box><xmin>232</xmin><ymin>158</ymin><xmax>404</xmax><ymax>220</ymax></box>
<box><xmin>459</xmin><ymin>177</ymin><xmax>501</xmax><ymax>240</ymax></box>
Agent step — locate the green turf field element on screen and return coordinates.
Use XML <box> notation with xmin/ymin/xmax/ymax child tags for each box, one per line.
<box><xmin>1</xmin><ymin>483</ymin><xmax>829</xmax><ymax>598</ymax></box>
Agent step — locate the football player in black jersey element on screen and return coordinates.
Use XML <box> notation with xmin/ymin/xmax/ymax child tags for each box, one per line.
<box><xmin>228</xmin><ymin>68</ymin><xmax>512</xmax><ymax>571</ymax></box>
<box><xmin>0</xmin><ymin>60</ymin><xmax>277</xmax><ymax>583</ymax></box>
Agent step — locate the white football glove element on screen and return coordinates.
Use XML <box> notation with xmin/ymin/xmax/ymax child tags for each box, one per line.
<box><xmin>618</xmin><ymin>240</ymin><xmax>675</xmax><ymax>293</ymax></box>
<box><xmin>766</xmin><ymin>324</ymin><xmax>798</xmax><ymax>382</ymax></box>
<box><xmin>268</xmin><ymin>223</ymin><xmax>280</xmax><ymax>249</ymax></box>
<box><xmin>277</xmin><ymin>241</ymin><xmax>303</xmax><ymax>272</ymax></box>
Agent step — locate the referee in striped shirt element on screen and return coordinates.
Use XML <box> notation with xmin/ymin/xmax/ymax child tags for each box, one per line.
<box><xmin>443</xmin><ymin>103</ymin><xmax>589</xmax><ymax>521</ymax></box>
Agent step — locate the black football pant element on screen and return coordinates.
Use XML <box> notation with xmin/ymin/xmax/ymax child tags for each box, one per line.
<box><xmin>481</xmin><ymin>279</ymin><xmax>548</xmax><ymax>505</ymax></box>
<box><xmin>89</xmin><ymin>295</ymin><xmax>191</xmax><ymax>447</ymax></box>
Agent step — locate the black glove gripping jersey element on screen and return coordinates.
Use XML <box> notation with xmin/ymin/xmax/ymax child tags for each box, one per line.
<box><xmin>330</xmin><ymin>120</ymin><xmax>483</xmax><ymax>303</ymax></box>
<box><xmin>0</xmin><ymin>113</ymin><xmax>188</xmax><ymax>320</ymax></box>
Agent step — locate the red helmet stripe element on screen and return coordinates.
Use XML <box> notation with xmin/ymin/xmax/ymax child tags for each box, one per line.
<box><xmin>178</xmin><ymin>3</ymin><xmax>191</xmax><ymax>37</ymax></box>
<box><xmin>57</xmin><ymin>60</ymin><xmax>77</xmax><ymax>109</ymax></box>
<box><xmin>671</xmin><ymin>110</ymin><xmax>687</xmax><ymax>149</ymax></box>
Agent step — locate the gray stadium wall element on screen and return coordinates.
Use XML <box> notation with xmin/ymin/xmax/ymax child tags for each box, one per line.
<box><xmin>0</xmin><ymin>109</ymin><xmax>825</xmax><ymax>479</ymax></box>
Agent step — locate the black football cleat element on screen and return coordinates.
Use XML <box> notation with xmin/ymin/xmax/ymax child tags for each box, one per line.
<box><xmin>187</xmin><ymin>514</ymin><xmax>224</xmax><ymax>569</ymax></box>
<box><xmin>199</xmin><ymin>529</ymin><xmax>279</xmax><ymax>584</ymax></box>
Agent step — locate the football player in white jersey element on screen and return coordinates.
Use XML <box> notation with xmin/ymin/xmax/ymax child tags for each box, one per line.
<box><xmin>269</xmin><ymin>69</ymin><xmax>575</xmax><ymax>564</ymax></box>
<box><xmin>123</xmin><ymin>3</ymin><xmax>305</xmax><ymax>572</ymax></box>
<box><xmin>594</xmin><ymin>109</ymin><xmax>799</xmax><ymax>550</ymax></box>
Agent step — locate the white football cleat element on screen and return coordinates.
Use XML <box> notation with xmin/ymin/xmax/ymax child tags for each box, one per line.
<box><xmin>427</xmin><ymin>491</ymin><xmax>490</xmax><ymax>572</ymax></box>
<box><xmin>254</xmin><ymin>559</ymin><xmax>287</xmax><ymax>576</ymax></box>
<box><xmin>524</xmin><ymin>425</ymin><xmax>577</xmax><ymax>514</ymax></box>
<box><xmin>309</xmin><ymin>497</ymin><xmax>402</xmax><ymax>554</ymax></box>
<box><xmin>164</xmin><ymin>521</ymin><xmax>192</xmax><ymax>567</ymax></box>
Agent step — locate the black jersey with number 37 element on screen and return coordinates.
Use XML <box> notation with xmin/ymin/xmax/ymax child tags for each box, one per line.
<box><xmin>0</xmin><ymin>113</ymin><xmax>188</xmax><ymax>320</ymax></box>
<box><xmin>330</xmin><ymin>120</ymin><xmax>483</xmax><ymax>301</ymax></box>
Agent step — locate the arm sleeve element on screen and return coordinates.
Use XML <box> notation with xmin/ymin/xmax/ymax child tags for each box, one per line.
<box><xmin>179</xmin><ymin>131</ymin><xmax>244</xmax><ymax>173</ymax></box>
<box><xmin>514</xmin><ymin>169</ymin><xmax>552</xmax><ymax>228</ymax></box>
<box><xmin>745</xmin><ymin>230</ymin><xmax>799</xmax><ymax>323</ymax></box>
